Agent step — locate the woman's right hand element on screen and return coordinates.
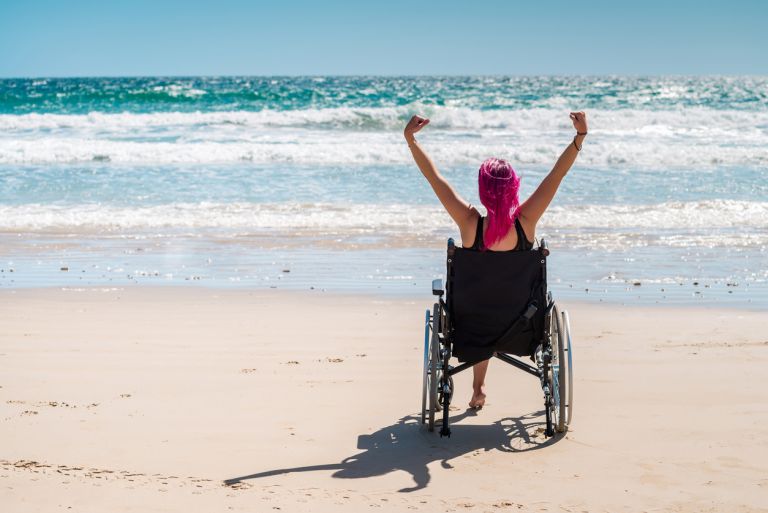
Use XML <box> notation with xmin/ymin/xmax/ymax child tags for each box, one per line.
<box><xmin>404</xmin><ymin>115</ymin><xmax>430</xmax><ymax>141</ymax></box>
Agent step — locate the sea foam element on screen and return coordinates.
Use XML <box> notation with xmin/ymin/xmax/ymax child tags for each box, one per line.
<box><xmin>1</xmin><ymin>200</ymin><xmax>765</xmax><ymax>249</ymax></box>
<box><xmin>0</xmin><ymin>107</ymin><xmax>765</xmax><ymax>169</ymax></box>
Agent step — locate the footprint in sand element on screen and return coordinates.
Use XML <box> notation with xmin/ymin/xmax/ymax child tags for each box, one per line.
<box><xmin>5</xmin><ymin>459</ymin><xmax>215</xmax><ymax>492</ymax></box>
<box><xmin>227</xmin><ymin>481</ymin><xmax>252</xmax><ymax>490</ymax></box>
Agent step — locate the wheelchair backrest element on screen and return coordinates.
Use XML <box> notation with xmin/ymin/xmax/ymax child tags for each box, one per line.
<box><xmin>446</xmin><ymin>240</ymin><xmax>548</xmax><ymax>361</ymax></box>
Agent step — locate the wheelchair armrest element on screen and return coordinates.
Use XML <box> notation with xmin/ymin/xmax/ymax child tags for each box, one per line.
<box><xmin>432</xmin><ymin>279</ymin><xmax>444</xmax><ymax>297</ymax></box>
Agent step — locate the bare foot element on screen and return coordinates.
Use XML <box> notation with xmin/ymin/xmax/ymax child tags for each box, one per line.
<box><xmin>469</xmin><ymin>389</ymin><xmax>486</xmax><ymax>409</ymax></box>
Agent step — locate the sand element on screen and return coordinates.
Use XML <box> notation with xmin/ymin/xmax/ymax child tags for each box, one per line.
<box><xmin>1</xmin><ymin>287</ymin><xmax>767</xmax><ymax>512</ymax></box>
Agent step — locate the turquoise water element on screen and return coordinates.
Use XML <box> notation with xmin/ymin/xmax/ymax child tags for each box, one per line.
<box><xmin>3</xmin><ymin>76</ymin><xmax>767</xmax><ymax>114</ymax></box>
<box><xmin>0</xmin><ymin>76</ymin><xmax>766</xmax><ymax>306</ymax></box>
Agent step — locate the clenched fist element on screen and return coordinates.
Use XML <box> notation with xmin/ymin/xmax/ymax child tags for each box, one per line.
<box><xmin>404</xmin><ymin>115</ymin><xmax>430</xmax><ymax>142</ymax></box>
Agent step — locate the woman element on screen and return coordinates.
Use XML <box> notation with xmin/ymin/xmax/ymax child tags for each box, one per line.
<box><xmin>404</xmin><ymin>111</ymin><xmax>588</xmax><ymax>409</ymax></box>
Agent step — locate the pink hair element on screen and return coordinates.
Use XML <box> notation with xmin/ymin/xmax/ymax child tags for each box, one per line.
<box><xmin>478</xmin><ymin>157</ymin><xmax>521</xmax><ymax>250</ymax></box>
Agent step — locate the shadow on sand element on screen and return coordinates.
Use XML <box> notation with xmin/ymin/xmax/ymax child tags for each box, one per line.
<box><xmin>224</xmin><ymin>409</ymin><xmax>563</xmax><ymax>492</ymax></box>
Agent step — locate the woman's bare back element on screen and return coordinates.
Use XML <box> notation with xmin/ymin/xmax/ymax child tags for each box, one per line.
<box><xmin>460</xmin><ymin>209</ymin><xmax>536</xmax><ymax>251</ymax></box>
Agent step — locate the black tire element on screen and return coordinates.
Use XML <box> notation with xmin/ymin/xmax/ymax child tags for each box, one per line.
<box><xmin>427</xmin><ymin>303</ymin><xmax>440</xmax><ymax>431</ymax></box>
<box><xmin>421</xmin><ymin>309</ymin><xmax>430</xmax><ymax>425</ymax></box>
<box><xmin>562</xmin><ymin>309</ymin><xmax>574</xmax><ymax>427</ymax></box>
<box><xmin>551</xmin><ymin>304</ymin><xmax>567</xmax><ymax>433</ymax></box>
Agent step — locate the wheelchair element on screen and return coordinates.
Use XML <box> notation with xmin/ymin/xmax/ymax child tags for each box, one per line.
<box><xmin>421</xmin><ymin>237</ymin><xmax>573</xmax><ymax>438</ymax></box>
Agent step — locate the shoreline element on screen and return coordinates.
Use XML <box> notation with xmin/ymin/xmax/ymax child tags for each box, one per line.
<box><xmin>2</xmin><ymin>283</ymin><xmax>765</xmax><ymax>312</ymax></box>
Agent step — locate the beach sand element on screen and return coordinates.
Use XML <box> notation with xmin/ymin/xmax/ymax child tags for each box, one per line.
<box><xmin>1</xmin><ymin>287</ymin><xmax>766</xmax><ymax>512</ymax></box>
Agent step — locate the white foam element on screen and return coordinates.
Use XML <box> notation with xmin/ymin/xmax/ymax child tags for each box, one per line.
<box><xmin>1</xmin><ymin>105</ymin><xmax>766</xmax><ymax>132</ymax></box>
<box><xmin>545</xmin><ymin>199</ymin><xmax>768</xmax><ymax>230</ymax></box>
<box><xmin>0</xmin><ymin>130</ymin><xmax>764</xmax><ymax>169</ymax></box>
<box><xmin>0</xmin><ymin>106</ymin><xmax>765</xmax><ymax>168</ymax></box>
<box><xmin>1</xmin><ymin>200</ymin><xmax>765</xmax><ymax>249</ymax></box>
<box><xmin>146</xmin><ymin>85</ymin><xmax>207</xmax><ymax>98</ymax></box>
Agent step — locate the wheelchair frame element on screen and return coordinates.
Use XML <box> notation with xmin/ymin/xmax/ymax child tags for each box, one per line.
<box><xmin>421</xmin><ymin>238</ymin><xmax>573</xmax><ymax>438</ymax></box>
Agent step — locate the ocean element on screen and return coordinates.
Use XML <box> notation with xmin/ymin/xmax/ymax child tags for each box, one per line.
<box><xmin>0</xmin><ymin>76</ymin><xmax>766</xmax><ymax>306</ymax></box>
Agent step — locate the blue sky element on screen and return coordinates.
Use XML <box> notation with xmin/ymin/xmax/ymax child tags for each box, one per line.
<box><xmin>0</xmin><ymin>0</ymin><xmax>766</xmax><ymax>77</ymax></box>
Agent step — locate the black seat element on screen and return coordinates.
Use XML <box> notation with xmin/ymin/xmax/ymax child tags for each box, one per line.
<box><xmin>448</xmin><ymin>244</ymin><xmax>548</xmax><ymax>364</ymax></box>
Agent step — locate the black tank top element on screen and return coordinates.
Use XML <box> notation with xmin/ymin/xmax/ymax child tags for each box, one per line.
<box><xmin>464</xmin><ymin>216</ymin><xmax>533</xmax><ymax>251</ymax></box>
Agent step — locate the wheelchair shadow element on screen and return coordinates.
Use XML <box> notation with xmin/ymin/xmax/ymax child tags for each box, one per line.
<box><xmin>224</xmin><ymin>409</ymin><xmax>563</xmax><ymax>492</ymax></box>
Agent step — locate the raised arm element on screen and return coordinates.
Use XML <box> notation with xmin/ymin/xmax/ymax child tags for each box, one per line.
<box><xmin>519</xmin><ymin>112</ymin><xmax>588</xmax><ymax>230</ymax></box>
<box><xmin>404</xmin><ymin>115</ymin><xmax>474</xmax><ymax>227</ymax></box>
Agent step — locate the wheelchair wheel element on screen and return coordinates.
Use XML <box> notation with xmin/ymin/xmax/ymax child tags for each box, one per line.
<box><xmin>562</xmin><ymin>309</ymin><xmax>574</xmax><ymax>426</ymax></box>
<box><xmin>438</xmin><ymin>375</ymin><xmax>454</xmax><ymax>409</ymax></box>
<box><xmin>421</xmin><ymin>309</ymin><xmax>430</xmax><ymax>425</ymax></box>
<box><xmin>424</xmin><ymin>303</ymin><xmax>441</xmax><ymax>431</ymax></box>
<box><xmin>549</xmin><ymin>304</ymin><xmax>568</xmax><ymax>433</ymax></box>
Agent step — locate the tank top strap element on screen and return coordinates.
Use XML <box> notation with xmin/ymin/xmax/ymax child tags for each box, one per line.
<box><xmin>514</xmin><ymin>217</ymin><xmax>533</xmax><ymax>251</ymax></box>
<box><xmin>472</xmin><ymin>215</ymin><xmax>484</xmax><ymax>250</ymax></box>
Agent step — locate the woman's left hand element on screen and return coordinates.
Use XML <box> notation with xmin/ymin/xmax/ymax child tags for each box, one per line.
<box><xmin>569</xmin><ymin>111</ymin><xmax>588</xmax><ymax>134</ymax></box>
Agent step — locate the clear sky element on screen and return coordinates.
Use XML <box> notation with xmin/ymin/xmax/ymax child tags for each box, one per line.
<box><xmin>0</xmin><ymin>0</ymin><xmax>766</xmax><ymax>77</ymax></box>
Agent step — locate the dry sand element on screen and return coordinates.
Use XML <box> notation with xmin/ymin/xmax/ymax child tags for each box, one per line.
<box><xmin>1</xmin><ymin>287</ymin><xmax>767</xmax><ymax>512</ymax></box>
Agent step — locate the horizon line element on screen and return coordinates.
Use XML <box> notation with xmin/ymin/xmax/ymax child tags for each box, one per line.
<box><xmin>1</xmin><ymin>72</ymin><xmax>767</xmax><ymax>80</ymax></box>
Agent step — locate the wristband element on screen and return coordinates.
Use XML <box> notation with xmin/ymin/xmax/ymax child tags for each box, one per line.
<box><xmin>572</xmin><ymin>136</ymin><xmax>582</xmax><ymax>151</ymax></box>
